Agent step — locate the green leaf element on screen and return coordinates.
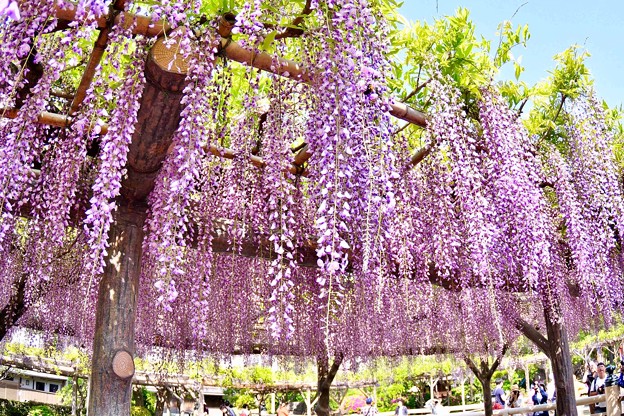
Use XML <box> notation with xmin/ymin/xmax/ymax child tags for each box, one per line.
<box><xmin>262</xmin><ymin>30</ymin><xmax>277</xmax><ymax>51</ymax></box>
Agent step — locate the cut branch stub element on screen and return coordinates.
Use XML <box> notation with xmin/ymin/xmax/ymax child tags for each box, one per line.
<box><xmin>150</xmin><ymin>32</ymin><xmax>191</xmax><ymax>75</ymax></box>
<box><xmin>112</xmin><ymin>350</ymin><xmax>135</xmax><ymax>379</ymax></box>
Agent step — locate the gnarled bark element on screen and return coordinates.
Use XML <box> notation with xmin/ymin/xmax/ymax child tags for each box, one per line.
<box><xmin>515</xmin><ymin>297</ymin><xmax>578</xmax><ymax>416</ymax></box>
<box><xmin>315</xmin><ymin>352</ymin><xmax>344</xmax><ymax>416</ymax></box>
<box><xmin>87</xmin><ymin>201</ymin><xmax>146</xmax><ymax>416</ymax></box>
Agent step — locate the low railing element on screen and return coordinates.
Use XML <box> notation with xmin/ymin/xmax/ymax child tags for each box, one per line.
<box><xmin>378</xmin><ymin>405</ymin><xmax>483</xmax><ymax>416</ymax></box>
<box><xmin>457</xmin><ymin>394</ymin><xmax>604</xmax><ymax>416</ymax></box>
<box><xmin>377</xmin><ymin>388</ymin><xmax>624</xmax><ymax>416</ymax></box>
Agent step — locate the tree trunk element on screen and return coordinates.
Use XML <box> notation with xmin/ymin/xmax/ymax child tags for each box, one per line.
<box><xmin>0</xmin><ymin>272</ymin><xmax>28</xmax><ymax>341</ymax></box>
<box><xmin>154</xmin><ymin>387</ymin><xmax>168</xmax><ymax>416</ymax></box>
<box><xmin>480</xmin><ymin>376</ymin><xmax>493</xmax><ymax>416</ymax></box>
<box><xmin>464</xmin><ymin>346</ymin><xmax>507</xmax><ymax>416</ymax></box>
<box><xmin>86</xmin><ymin>201</ymin><xmax>146</xmax><ymax>415</ymax></box>
<box><xmin>544</xmin><ymin>300</ymin><xmax>578</xmax><ymax>416</ymax></box>
<box><xmin>515</xmin><ymin>297</ymin><xmax>578</xmax><ymax>416</ymax></box>
<box><xmin>315</xmin><ymin>353</ymin><xmax>344</xmax><ymax>416</ymax></box>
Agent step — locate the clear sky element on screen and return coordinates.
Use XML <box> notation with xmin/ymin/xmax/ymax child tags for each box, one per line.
<box><xmin>399</xmin><ymin>0</ymin><xmax>624</xmax><ymax>108</ymax></box>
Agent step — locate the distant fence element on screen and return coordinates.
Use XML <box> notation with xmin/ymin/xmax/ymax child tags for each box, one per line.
<box><xmin>376</xmin><ymin>389</ymin><xmax>624</xmax><ymax>416</ymax></box>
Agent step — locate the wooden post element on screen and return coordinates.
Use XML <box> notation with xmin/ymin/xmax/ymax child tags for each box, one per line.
<box><xmin>461</xmin><ymin>377</ymin><xmax>466</xmax><ymax>407</ymax></box>
<box><xmin>87</xmin><ymin>201</ymin><xmax>146</xmax><ymax>415</ymax></box>
<box><xmin>72</xmin><ymin>375</ymin><xmax>78</xmax><ymax>416</ymax></box>
<box><xmin>85</xmin><ymin>31</ymin><xmax>187</xmax><ymax>413</ymax></box>
<box><xmin>545</xmin><ymin>365</ymin><xmax>552</xmax><ymax>385</ymax></box>
<box><xmin>270</xmin><ymin>392</ymin><xmax>276</xmax><ymax>414</ymax></box>
<box><xmin>524</xmin><ymin>365</ymin><xmax>530</xmax><ymax>390</ymax></box>
<box><xmin>606</xmin><ymin>384</ymin><xmax>621</xmax><ymax>416</ymax></box>
<box><xmin>197</xmin><ymin>388</ymin><xmax>205</xmax><ymax>416</ymax></box>
<box><xmin>306</xmin><ymin>388</ymin><xmax>311</xmax><ymax>416</ymax></box>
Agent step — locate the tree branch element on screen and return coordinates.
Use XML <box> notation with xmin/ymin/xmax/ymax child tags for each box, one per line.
<box><xmin>516</xmin><ymin>96</ymin><xmax>529</xmax><ymax>117</ymax></box>
<box><xmin>488</xmin><ymin>344</ymin><xmax>509</xmax><ymax>378</ymax></box>
<box><xmin>403</xmin><ymin>78</ymin><xmax>432</xmax><ymax>103</ymax></box>
<box><xmin>514</xmin><ymin>317</ymin><xmax>550</xmax><ymax>357</ymax></box>
<box><xmin>275</xmin><ymin>0</ymin><xmax>312</xmax><ymax>40</ymax></box>
<box><xmin>463</xmin><ymin>356</ymin><xmax>482</xmax><ymax>380</ymax></box>
<box><xmin>538</xmin><ymin>93</ymin><xmax>567</xmax><ymax>143</ymax></box>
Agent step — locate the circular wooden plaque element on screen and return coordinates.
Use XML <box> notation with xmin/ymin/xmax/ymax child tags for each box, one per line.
<box><xmin>112</xmin><ymin>350</ymin><xmax>135</xmax><ymax>379</ymax></box>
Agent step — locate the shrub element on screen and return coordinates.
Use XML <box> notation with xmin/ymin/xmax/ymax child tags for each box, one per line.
<box><xmin>131</xmin><ymin>405</ymin><xmax>153</xmax><ymax>416</ymax></box>
<box><xmin>28</xmin><ymin>406</ymin><xmax>55</xmax><ymax>416</ymax></box>
<box><xmin>342</xmin><ymin>395</ymin><xmax>367</xmax><ymax>414</ymax></box>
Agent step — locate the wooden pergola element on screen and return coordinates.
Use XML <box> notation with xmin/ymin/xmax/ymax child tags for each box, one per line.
<box><xmin>0</xmin><ymin>353</ymin><xmax>377</xmax><ymax>416</ymax></box>
<box><xmin>1</xmin><ymin>2</ymin><xmax>430</xmax><ymax>415</ymax></box>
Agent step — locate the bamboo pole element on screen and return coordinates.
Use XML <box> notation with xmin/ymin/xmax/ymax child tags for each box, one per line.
<box><xmin>54</xmin><ymin>6</ymin><xmax>426</xmax><ymax>127</ymax></box>
<box><xmin>2</xmin><ymin>7</ymin><xmax>429</xmax><ymax>176</ymax></box>
<box><xmin>1</xmin><ymin>108</ymin><xmax>69</xmax><ymax>128</ymax></box>
<box><xmin>55</xmin><ymin>6</ymin><xmax>167</xmax><ymax>38</ymax></box>
<box><xmin>69</xmin><ymin>25</ymin><xmax>110</xmax><ymax>114</ymax></box>
<box><xmin>0</xmin><ymin>108</ymin><xmax>108</xmax><ymax>134</ymax></box>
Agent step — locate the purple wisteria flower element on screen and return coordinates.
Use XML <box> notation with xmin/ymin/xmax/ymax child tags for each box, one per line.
<box><xmin>0</xmin><ymin>0</ymin><xmax>20</xmax><ymax>20</ymax></box>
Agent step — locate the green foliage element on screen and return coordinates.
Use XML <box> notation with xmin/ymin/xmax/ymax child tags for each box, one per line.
<box><xmin>525</xmin><ymin>46</ymin><xmax>593</xmax><ymax>150</ymax></box>
<box><xmin>28</xmin><ymin>406</ymin><xmax>55</xmax><ymax>416</ymax></box>
<box><xmin>0</xmin><ymin>399</ymin><xmax>71</xmax><ymax>416</ymax></box>
<box><xmin>234</xmin><ymin>393</ymin><xmax>256</xmax><ymax>408</ymax></box>
<box><xmin>144</xmin><ymin>389</ymin><xmax>157</xmax><ymax>414</ymax></box>
<box><xmin>570</xmin><ymin>321</ymin><xmax>624</xmax><ymax>350</ymax></box>
<box><xmin>58</xmin><ymin>378</ymin><xmax>87</xmax><ymax>413</ymax></box>
<box><xmin>376</xmin><ymin>382</ymin><xmax>405</xmax><ymax>410</ymax></box>
<box><xmin>130</xmin><ymin>406</ymin><xmax>153</xmax><ymax>416</ymax></box>
<box><xmin>389</xmin><ymin>7</ymin><xmax>531</xmax><ymax>101</ymax></box>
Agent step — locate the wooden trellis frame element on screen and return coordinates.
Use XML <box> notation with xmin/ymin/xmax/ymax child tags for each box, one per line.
<box><xmin>3</xmin><ymin>4</ymin><xmax>428</xmax><ymax>176</ymax></box>
<box><xmin>0</xmin><ymin>3</ymin><xmax>430</xmax><ymax>415</ymax></box>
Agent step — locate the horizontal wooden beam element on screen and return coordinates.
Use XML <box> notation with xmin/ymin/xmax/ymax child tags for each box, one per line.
<box><xmin>216</xmin><ymin>29</ymin><xmax>426</xmax><ymax>128</ymax></box>
<box><xmin>0</xmin><ymin>353</ymin><xmax>379</xmax><ymax>390</ymax></box>
<box><xmin>0</xmin><ymin>108</ymin><xmax>109</xmax><ymax>135</ymax></box>
<box><xmin>55</xmin><ymin>5</ymin><xmax>167</xmax><ymax>38</ymax></box>
<box><xmin>53</xmin><ymin>6</ymin><xmax>426</xmax><ymax>128</ymax></box>
<box><xmin>0</xmin><ymin>106</ymin><xmax>309</xmax><ymax>175</ymax></box>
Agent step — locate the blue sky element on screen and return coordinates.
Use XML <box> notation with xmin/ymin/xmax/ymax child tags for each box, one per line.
<box><xmin>399</xmin><ymin>0</ymin><xmax>624</xmax><ymax>108</ymax></box>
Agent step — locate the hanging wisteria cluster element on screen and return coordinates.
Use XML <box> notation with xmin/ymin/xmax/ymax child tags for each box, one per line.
<box><xmin>0</xmin><ymin>0</ymin><xmax>623</xmax><ymax>367</ymax></box>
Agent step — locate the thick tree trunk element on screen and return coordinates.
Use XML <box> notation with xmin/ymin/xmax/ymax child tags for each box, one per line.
<box><xmin>87</xmin><ymin>201</ymin><xmax>146</xmax><ymax>415</ymax></box>
<box><xmin>544</xmin><ymin>300</ymin><xmax>578</xmax><ymax>416</ymax></box>
<box><xmin>85</xmin><ymin>33</ymin><xmax>187</xmax><ymax>413</ymax></box>
<box><xmin>515</xmin><ymin>297</ymin><xmax>578</xmax><ymax>416</ymax></box>
<box><xmin>315</xmin><ymin>353</ymin><xmax>344</xmax><ymax>416</ymax></box>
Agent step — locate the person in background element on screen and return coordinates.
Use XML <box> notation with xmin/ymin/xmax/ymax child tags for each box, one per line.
<box><xmin>394</xmin><ymin>398</ymin><xmax>408</xmax><ymax>416</ymax></box>
<box><xmin>360</xmin><ymin>398</ymin><xmax>378</xmax><ymax>416</ymax></box>
<box><xmin>506</xmin><ymin>385</ymin><xmax>521</xmax><ymax>408</ymax></box>
<box><xmin>617</xmin><ymin>360</ymin><xmax>624</xmax><ymax>388</ymax></box>
<box><xmin>589</xmin><ymin>362</ymin><xmax>608</xmax><ymax>413</ymax></box>
<box><xmin>492</xmin><ymin>378</ymin><xmax>506</xmax><ymax>409</ymax></box>
<box><xmin>240</xmin><ymin>404</ymin><xmax>250</xmax><ymax>416</ymax></box>
<box><xmin>277</xmin><ymin>402</ymin><xmax>289</xmax><ymax>416</ymax></box>
<box><xmin>531</xmin><ymin>382</ymin><xmax>548</xmax><ymax>416</ymax></box>
<box><xmin>583</xmin><ymin>361</ymin><xmax>598</xmax><ymax>393</ymax></box>
<box><xmin>425</xmin><ymin>398</ymin><xmax>448</xmax><ymax>416</ymax></box>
